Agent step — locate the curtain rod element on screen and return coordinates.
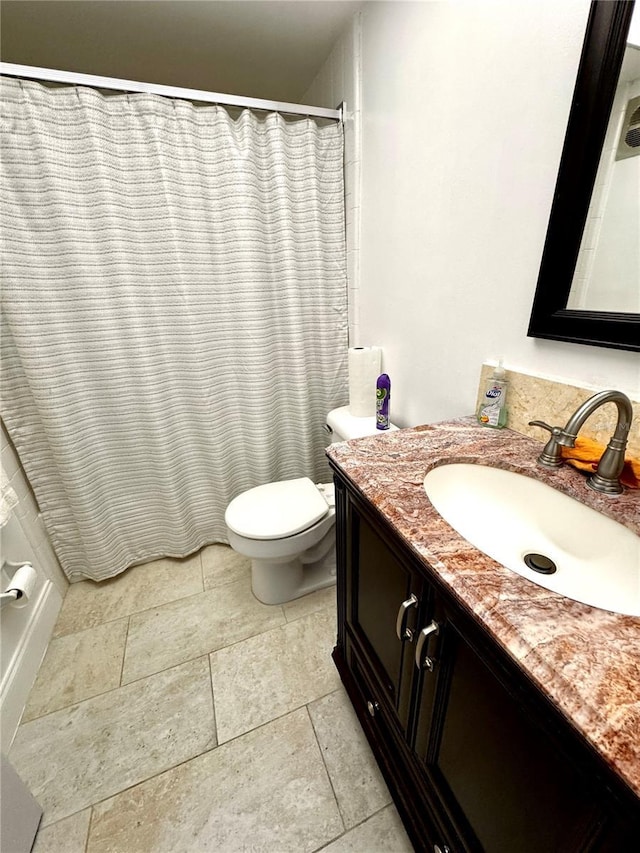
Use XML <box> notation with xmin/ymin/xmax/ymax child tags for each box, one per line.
<box><xmin>0</xmin><ymin>63</ymin><xmax>342</xmax><ymax>121</ymax></box>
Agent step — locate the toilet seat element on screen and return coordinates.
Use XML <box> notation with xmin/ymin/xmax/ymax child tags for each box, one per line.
<box><xmin>225</xmin><ymin>477</ymin><xmax>331</xmax><ymax>540</ymax></box>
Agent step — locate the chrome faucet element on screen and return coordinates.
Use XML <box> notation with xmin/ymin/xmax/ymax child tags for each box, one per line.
<box><xmin>529</xmin><ymin>389</ymin><xmax>633</xmax><ymax>496</ymax></box>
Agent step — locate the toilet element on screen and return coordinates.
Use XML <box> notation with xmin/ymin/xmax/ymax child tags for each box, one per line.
<box><xmin>225</xmin><ymin>406</ymin><xmax>398</xmax><ymax>604</ymax></box>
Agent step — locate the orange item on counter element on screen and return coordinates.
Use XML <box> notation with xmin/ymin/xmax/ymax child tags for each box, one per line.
<box><xmin>560</xmin><ymin>436</ymin><xmax>639</xmax><ymax>489</ymax></box>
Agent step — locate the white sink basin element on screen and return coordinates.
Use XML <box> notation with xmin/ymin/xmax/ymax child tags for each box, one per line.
<box><xmin>423</xmin><ymin>463</ymin><xmax>640</xmax><ymax>617</ymax></box>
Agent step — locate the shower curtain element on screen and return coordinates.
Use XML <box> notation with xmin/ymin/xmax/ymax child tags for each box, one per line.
<box><xmin>0</xmin><ymin>78</ymin><xmax>347</xmax><ymax>582</ymax></box>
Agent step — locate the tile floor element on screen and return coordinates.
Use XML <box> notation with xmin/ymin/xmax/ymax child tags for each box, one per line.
<box><xmin>9</xmin><ymin>545</ymin><xmax>414</xmax><ymax>852</ymax></box>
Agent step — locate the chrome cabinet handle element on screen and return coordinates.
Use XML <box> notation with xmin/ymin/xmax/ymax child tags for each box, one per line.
<box><xmin>395</xmin><ymin>593</ymin><xmax>418</xmax><ymax>641</ymax></box>
<box><xmin>367</xmin><ymin>700</ymin><xmax>380</xmax><ymax>717</ymax></box>
<box><xmin>415</xmin><ymin>620</ymin><xmax>440</xmax><ymax>670</ymax></box>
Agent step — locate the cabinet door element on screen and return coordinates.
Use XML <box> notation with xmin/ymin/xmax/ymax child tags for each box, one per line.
<box><xmin>413</xmin><ymin>615</ymin><xmax>604</xmax><ymax>852</ymax></box>
<box><xmin>345</xmin><ymin>494</ymin><xmax>427</xmax><ymax>733</ymax></box>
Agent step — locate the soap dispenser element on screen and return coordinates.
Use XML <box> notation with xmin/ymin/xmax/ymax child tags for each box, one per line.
<box><xmin>477</xmin><ymin>361</ymin><xmax>508</xmax><ymax>428</ymax></box>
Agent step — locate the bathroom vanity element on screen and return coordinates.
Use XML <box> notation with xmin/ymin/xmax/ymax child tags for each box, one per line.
<box><xmin>326</xmin><ymin>421</ymin><xmax>640</xmax><ymax>852</ymax></box>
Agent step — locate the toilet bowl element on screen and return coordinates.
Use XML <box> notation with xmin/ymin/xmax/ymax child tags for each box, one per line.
<box><xmin>226</xmin><ymin>478</ymin><xmax>337</xmax><ymax>604</ymax></box>
<box><xmin>225</xmin><ymin>406</ymin><xmax>398</xmax><ymax>604</ymax></box>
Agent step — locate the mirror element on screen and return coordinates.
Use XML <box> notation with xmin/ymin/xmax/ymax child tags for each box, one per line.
<box><xmin>568</xmin><ymin>11</ymin><xmax>640</xmax><ymax>315</ymax></box>
<box><xmin>528</xmin><ymin>0</ymin><xmax>640</xmax><ymax>352</ymax></box>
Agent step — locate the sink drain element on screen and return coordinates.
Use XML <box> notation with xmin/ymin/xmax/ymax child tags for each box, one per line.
<box><xmin>523</xmin><ymin>553</ymin><xmax>557</xmax><ymax>575</ymax></box>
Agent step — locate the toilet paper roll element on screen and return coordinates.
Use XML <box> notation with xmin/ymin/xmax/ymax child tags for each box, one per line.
<box><xmin>6</xmin><ymin>563</ymin><xmax>37</xmax><ymax>609</ymax></box>
<box><xmin>348</xmin><ymin>347</ymin><xmax>382</xmax><ymax>417</ymax></box>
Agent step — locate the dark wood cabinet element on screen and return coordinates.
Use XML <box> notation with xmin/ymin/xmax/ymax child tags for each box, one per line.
<box><xmin>331</xmin><ymin>468</ymin><xmax>640</xmax><ymax>853</ymax></box>
<box><xmin>343</xmin><ymin>490</ymin><xmax>423</xmax><ymax>734</ymax></box>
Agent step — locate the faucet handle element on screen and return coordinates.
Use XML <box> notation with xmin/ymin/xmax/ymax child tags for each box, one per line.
<box><xmin>528</xmin><ymin>420</ymin><xmax>558</xmax><ymax>434</ymax></box>
<box><xmin>528</xmin><ymin>421</ymin><xmax>565</xmax><ymax>468</ymax></box>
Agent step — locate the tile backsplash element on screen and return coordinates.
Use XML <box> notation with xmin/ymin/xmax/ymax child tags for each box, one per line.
<box><xmin>477</xmin><ymin>364</ymin><xmax>640</xmax><ymax>458</ymax></box>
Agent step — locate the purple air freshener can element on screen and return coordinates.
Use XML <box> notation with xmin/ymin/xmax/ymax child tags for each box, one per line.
<box><xmin>376</xmin><ymin>373</ymin><xmax>391</xmax><ymax>430</ymax></box>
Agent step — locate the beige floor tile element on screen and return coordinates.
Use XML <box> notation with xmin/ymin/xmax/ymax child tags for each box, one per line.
<box><xmin>54</xmin><ymin>553</ymin><xmax>204</xmax><ymax>637</ymax></box>
<box><xmin>32</xmin><ymin>809</ymin><xmax>91</xmax><ymax>853</ymax></box>
<box><xmin>9</xmin><ymin>657</ymin><xmax>216</xmax><ymax>827</ymax></box>
<box><xmin>320</xmin><ymin>805</ymin><xmax>414</xmax><ymax>853</ymax></box>
<box><xmin>121</xmin><ymin>579</ymin><xmax>285</xmax><ymax>684</ymax></box>
<box><xmin>23</xmin><ymin>619</ymin><xmax>128</xmax><ymax>722</ymax></box>
<box><xmin>309</xmin><ymin>688</ymin><xmax>391</xmax><ymax>829</ymax></box>
<box><xmin>201</xmin><ymin>543</ymin><xmax>251</xmax><ymax>589</ymax></box>
<box><xmin>87</xmin><ymin>708</ymin><xmax>344</xmax><ymax>853</ymax></box>
<box><xmin>210</xmin><ymin>607</ymin><xmax>340</xmax><ymax>743</ymax></box>
<box><xmin>283</xmin><ymin>583</ymin><xmax>337</xmax><ymax>622</ymax></box>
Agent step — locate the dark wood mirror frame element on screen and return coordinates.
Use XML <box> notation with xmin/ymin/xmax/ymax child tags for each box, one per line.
<box><xmin>528</xmin><ymin>0</ymin><xmax>639</xmax><ymax>352</ymax></box>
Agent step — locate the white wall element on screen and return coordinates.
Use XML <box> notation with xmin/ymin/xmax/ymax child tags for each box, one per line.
<box><xmin>304</xmin><ymin>16</ymin><xmax>363</xmax><ymax>344</ymax></box>
<box><xmin>309</xmin><ymin>1</ymin><xmax>639</xmax><ymax>429</ymax></box>
<box><xmin>1</xmin><ymin>426</ymin><xmax>67</xmax><ymax>597</ymax></box>
<box><xmin>1</xmin><ymin>426</ymin><xmax>67</xmax><ymax>749</ymax></box>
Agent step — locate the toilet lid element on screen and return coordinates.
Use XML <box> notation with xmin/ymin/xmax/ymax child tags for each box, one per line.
<box><xmin>225</xmin><ymin>477</ymin><xmax>330</xmax><ymax>540</ymax></box>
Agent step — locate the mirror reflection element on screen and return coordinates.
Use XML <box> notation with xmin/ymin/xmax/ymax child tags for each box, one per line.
<box><xmin>567</xmin><ymin>6</ymin><xmax>640</xmax><ymax>314</ymax></box>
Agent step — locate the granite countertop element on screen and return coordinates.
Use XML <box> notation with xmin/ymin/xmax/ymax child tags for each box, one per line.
<box><xmin>326</xmin><ymin>418</ymin><xmax>640</xmax><ymax>799</ymax></box>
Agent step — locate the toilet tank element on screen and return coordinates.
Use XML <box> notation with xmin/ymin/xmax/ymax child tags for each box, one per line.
<box><xmin>326</xmin><ymin>406</ymin><xmax>398</xmax><ymax>442</ymax></box>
